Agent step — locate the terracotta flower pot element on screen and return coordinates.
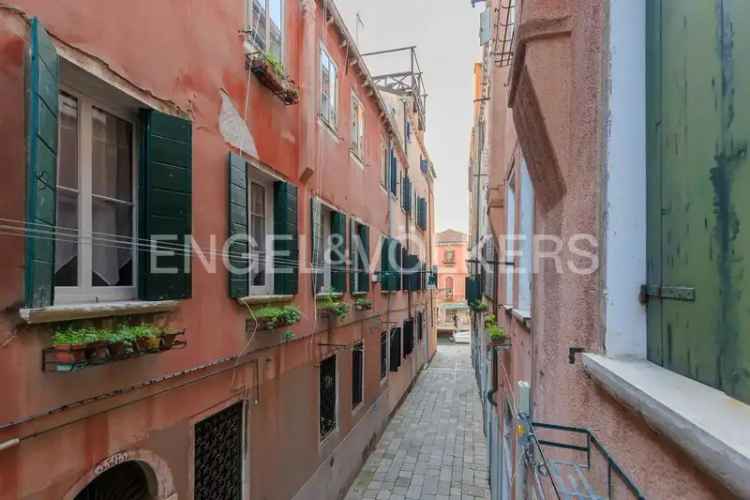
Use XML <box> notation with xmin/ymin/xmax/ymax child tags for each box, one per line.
<box><xmin>108</xmin><ymin>341</ymin><xmax>130</xmax><ymax>360</ymax></box>
<box><xmin>51</xmin><ymin>344</ymin><xmax>87</xmax><ymax>371</ymax></box>
<box><xmin>160</xmin><ymin>332</ymin><xmax>179</xmax><ymax>351</ymax></box>
<box><xmin>136</xmin><ymin>336</ymin><xmax>161</xmax><ymax>353</ymax></box>
<box><xmin>86</xmin><ymin>341</ymin><xmax>110</xmax><ymax>365</ymax></box>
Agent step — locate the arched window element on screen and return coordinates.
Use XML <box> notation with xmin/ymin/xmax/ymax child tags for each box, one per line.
<box><xmin>75</xmin><ymin>461</ymin><xmax>154</xmax><ymax>500</ymax></box>
<box><xmin>445</xmin><ymin>277</ymin><xmax>454</xmax><ymax>299</ymax></box>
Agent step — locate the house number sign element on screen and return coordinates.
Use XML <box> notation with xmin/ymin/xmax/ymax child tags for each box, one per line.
<box><xmin>93</xmin><ymin>451</ymin><xmax>130</xmax><ymax>476</ymax></box>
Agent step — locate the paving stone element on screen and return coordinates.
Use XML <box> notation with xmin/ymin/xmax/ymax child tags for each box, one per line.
<box><xmin>346</xmin><ymin>344</ymin><xmax>487</xmax><ymax>500</ymax></box>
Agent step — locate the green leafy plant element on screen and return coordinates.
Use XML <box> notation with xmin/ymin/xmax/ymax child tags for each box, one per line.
<box><xmin>318</xmin><ymin>294</ymin><xmax>349</xmax><ymax>319</ymax></box>
<box><xmin>484</xmin><ymin>314</ymin><xmax>496</xmax><ymax>328</ymax></box>
<box><xmin>249</xmin><ymin>305</ymin><xmax>302</xmax><ymax>330</ymax></box>
<box><xmin>52</xmin><ymin>327</ymin><xmax>100</xmax><ymax>346</ymax></box>
<box><xmin>487</xmin><ymin>324</ymin><xmax>507</xmax><ymax>342</ymax></box>
<box><xmin>469</xmin><ymin>300</ymin><xmax>489</xmax><ymax>313</ymax></box>
<box><xmin>281</xmin><ymin>331</ymin><xmax>296</xmax><ymax>343</ymax></box>
<box><xmin>354</xmin><ymin>298</ymin><xmax>373</xmax><ymax>311</ymax></box>
<box><xmin>264</xmin><ymin>51</ymin><xmax>286</xmax><ymax>78</ymax></box>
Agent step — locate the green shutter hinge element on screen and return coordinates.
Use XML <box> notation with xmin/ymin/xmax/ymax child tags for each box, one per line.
<box><xmin>639</xmin><ymin>285</ymin><xmax>696</xmax><ymax>304</ymax></box>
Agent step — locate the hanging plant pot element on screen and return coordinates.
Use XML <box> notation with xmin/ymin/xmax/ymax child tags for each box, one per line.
<box><xmin>108</xmin><ymin>341</ymin><xmax>130</xmax><ymax>360</ymax></box>
<box><xmin>248</xmin><ymin>53</ymin><xmax>301</xmax><ymax>105</ymax></box>
<box><xmin>160</xmin><ymin>332</ymin><xmax>180</xmax><ymax>351</ymax></box>
<box><xmin>50</xmin><ymin>344</ymin><xmax>87</xmax><ymax>371</ymax></box>
<box><xmin>135</xmin><ymin>335</ymin><xmax>161</xmax><ymax>353</ymax></box>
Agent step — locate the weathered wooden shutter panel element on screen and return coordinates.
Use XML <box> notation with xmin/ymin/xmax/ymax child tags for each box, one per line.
<box><xmin>330</xmin><ymin>211</ymin><xmax>347</xmax><ymax>293</ymax></box>
<box><xmin>389</xmin><ymin>150</ymin><xmax>398</xmax><ymax>195</ymax></box>
<box><xmin>349</xmin><ymin>219</ymin><xmax>357</xmax><ymax>293</ymax></box>
<box><xmin>274</xmin><ymin>181</ymin><xmax>299</xmax><ymax>295</ymax></box>
<box><xmin>140</xmin><ymin>110</ymin><xmax>192</xmax><ymax>300</ymax></box>
<box><xmin>647</xmin><ymin>0</ymin><xmax>750</xmax><ymax>404</ymax></box>
<box><xmin>227</xmin><ymin>153</ymin><xmax>249</xmax><ymax>298</ymax></box>
<box><xmin>25</xmin><ymin>18</ymin><xmax>59</xmax><ymax>308</ymax></box>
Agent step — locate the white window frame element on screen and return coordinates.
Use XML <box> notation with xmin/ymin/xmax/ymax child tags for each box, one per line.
<box><xmin>351</xmin><ymin>92</ymin><xmax>365</xmax><ymax>161</ymax></box>
<box><xmin>505</xmin><ymin>176</ymin><xmax>516</xmax><ymax>307</ymax></box>
<box><xmin>247</xmin><ymin>0</ymin><xmax>285</xmax><ymax>63</ymax></box>
<box><xmin>248</xmin><ymin>170</ymin><xmax>275</xmax><ymax>296</ymax></box>
<box><xmin>320</xmin><ymin>45</ymin><xmax>338</xmax><ymax>129</ymax></box>
<box><xmin>380</xmin><ymin>330</ymin><xmax>389</xmax><ymax>384</ymax></box>
<box><xmin>54</xmin><ymin>85</ymin><xmax>139</xmax><ymax>305</ymax></box>
<box><xmin>518</xmin><ymin>160</ymin><xmax>534</xmax><ymax>314</ymax></box>
<box><xmin>316</xmin><ymin>203</ymin><xmax>334</xmax><ymax>294</ymax></box>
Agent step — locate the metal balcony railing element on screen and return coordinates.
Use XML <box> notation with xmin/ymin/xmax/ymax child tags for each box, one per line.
<box><xmin>521</xmin><ymin>418</ymin><xmax>646</xmax><ymax>500</ymax></box>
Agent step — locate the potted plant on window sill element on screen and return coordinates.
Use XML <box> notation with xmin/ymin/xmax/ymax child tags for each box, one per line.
<box><xmin>484</xmin><ymin>315</ymin><xmax>509</xmax><ymax>349</ymax></box>
<box><xmin>247</xmin><ymin>304</ymin><xmax>302</xmax><ymax>332</ymax></box>
<box><xmin>317</xmin><ymin>294</ymin><xmax>349</xmax><ymax>321</ymax></box>
<box><xmin>354</xmin><ymin>298</ymin><xmax>373</xmax><ymax>312</ymax></box>
<box><xmin>247</xmin><ymin>51</ymin><xmax>300</xmax><ymax>105</ymax></box>
<box><xmin>50</xmin><ymin>329</ymin><xmax>97</xmax><ymax>371</ymax></box>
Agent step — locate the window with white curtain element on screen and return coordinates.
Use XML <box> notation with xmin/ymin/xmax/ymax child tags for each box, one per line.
<box><xmin>248</xmin><ymin>0</ymin><xmax>284</xmax><ymax>62</ymax></box>
<box><xmin>248</xmin><ymin>171</ymin><xmax>275</xmax><ymax>295</ymax></box>
<box><xmin>55</xmin><ymin>90</ymin><xmax>137</xmax><ymax>304</ymax></box>
<box><xmin>320</xmin><ymin>46</ymin><xmax>338</xmax><ymax>128</ymax></box>
<box><xmin>518</xmin><ymin>159</ymin><xmax>535</xmax><ymax>314</ymax></box>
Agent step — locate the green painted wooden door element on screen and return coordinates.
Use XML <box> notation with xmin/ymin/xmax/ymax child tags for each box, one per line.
<box><xmin>648</xmin><ymin>0</ymin><xmax>750</xmax><ymax>404</ymax></box>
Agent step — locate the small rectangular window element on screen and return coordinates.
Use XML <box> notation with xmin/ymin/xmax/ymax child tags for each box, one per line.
<box><xmin>389</xmin><ymin>328</ymin><xmax>401</xmax><ymax>372</ymax></box>
<box><xmin>320</xmin><ymin>46</ymin><xmax>338</xmax><ymax>128</ymax></box>
<box><xmin>194</xmin><ymin>402</ymin><xmax>244</xmax><ymax>499</ymax></box>
<box><xmin>518</xmin><ymin>159</ymin><xmax>534</xmax><ymax>313</ymax></box>
<box><xmin>249</xmin><ymin>174</ymin><xmax>275</xmax><ymax>294</ymax></box>
<box><xmin>320</xmin><ymin>355</ymin><xmax>337</xmax><ymax>440</ymax></box>
<box><xmin>248</xmin><ymin>0</ymin><xmax>284</xmax><ymax>62</ymax></box>
<box><xmin>505</xmin><ymin>176</ymin><xmax>516</xmax><ymax>306</ymax></box>
<box><xmin>352</xmin><ymin>342</ymin><xmax>364</xmax><ymax>409</ymax></box>
<box><xmin>351</xmin><ymin>93</ymin><xmax>365</xmax><ymax>160</ymax></box>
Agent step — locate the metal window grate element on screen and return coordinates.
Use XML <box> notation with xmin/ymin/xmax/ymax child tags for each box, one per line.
<box><xmin>417</xmin><ymin>312</ymin><xmax>424</xmax><ymax>341</ymax></box>
<box><xmin>352</xmin><ymin>343</ymin><xmax>364</xmax><ymax>408</ymax></box>
<box><xmin>492</xmin><ymin>0</ymin><xmax>517</xmax><ymax>67</ymax></box>
<box><xmin>380</xmin><ymin>332</ymin><xmax>388</xmax><ymax>379</ymax></box>
<box><xmin>194</xmin><ymin>402</ymin><xmax>244</xmax><ymax>500</ymax></box>
<box><xmin>403</xmin><ymin>319</ymin><xmax>414</xmax><ymax>357</ymax></box>
<box><xmin>389</xmin><ymin>328</ymin><xmax>402</xmax><ymax>372</ymax></box>
<box><xmin>320</xmin><ymin>355</ymin><xmax>337</xmax><ymax>439</ymax></box>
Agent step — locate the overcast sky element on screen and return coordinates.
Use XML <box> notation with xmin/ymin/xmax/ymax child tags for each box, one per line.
<box><xmin>338</xmin><ymin>1</ymin><xmax>481</xmax><ymax>234</ymax></box>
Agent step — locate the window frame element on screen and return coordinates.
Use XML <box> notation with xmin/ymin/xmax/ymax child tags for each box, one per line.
<box><xmin>319</xmin><ymin>354</ymin><xmax>338</xmax><ymax>442</ymax></box>
<box><xmin>247</xmin><ymin>170</ymin><xmax>275</xmax><ymax>296</ymax></box>
<box><xmin>505</xmin><ymin>175</ymin><xmax>517</xmax><ymax>307</ymax></box>
<box><xmin>518</xmin><ymin>160</ymin><xmax>534</xmax><ymax>314</ymax></box>
<box><xmin>380</xmin><ymin>330</ymin><xmax>388</xmax><ymax>382</ymax></box>
<box><xmin>350</xmin><ymin>92</ymin><xmax>365</xmax><ymax>162</ymax></box>
<box><xmin>352</xmin><ymin>342</ymin><xmax>364</xmax><ymax>411</ymax></box>
<box><xmin>319</xmin><ymin>45</ymin><xmax>338</xmax><ymax>129</ymax></box>
<box><xmin>54</xmin><ymin>85</ymin><xmax>139</xmax><ymax>305</ymax></box>
<box><xmin>247</xmin><ymin>0</ymin><xmax>285</xmax><ymax>63</ymax></box>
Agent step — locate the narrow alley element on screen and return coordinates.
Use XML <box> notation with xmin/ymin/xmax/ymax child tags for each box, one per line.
<box><xmin>346</xmin><ymin>343</ymin><xmax>490</xmax><ymax>500</ymax></box>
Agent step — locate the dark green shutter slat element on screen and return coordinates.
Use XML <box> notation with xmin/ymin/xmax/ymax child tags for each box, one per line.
<box><xmin>25</xmin><ymin>18</ymin><xmax>59</xmax><ymax>308</ymax></box>
<box><xmin>349</xmin><ymin>219</ymin><xmax>356</xmax><ymax>293</ymax></box>
<box><xmin>140</xmin><ymin>110</ymin><xmax>192</xmax><ymax>300</ymax></box>
<box><xmin>466</xmin><ymin>276</ymin><xmax>481</xmax><ymax>304</ymax></box>
<box><xmin>274</xmin><ymin>181</ymin><xmax>299</xmax><ymax>295</ymax></box>
<box><xmin>311</xmin><ymin>198</ymin><xmax>322</xmax><ymax>294</ymax></box>
<box><xmin>331</xmin><ymin>211</ymin><xmax>347</xmax><ymax>293</ymax></box>
<box><xmin>228</xmin><ymin>153</ymin><xmax>249</xmax><ymax>298</ymax></box>
<box><xmin>389</xmin><ymin>150</ymin><xmax>398</xmax><ymax>195</ymax></box>
<box><xmin>360</xmin><ymin>225</ymin><xmax>370</xmax><ymax>292</ymax></box>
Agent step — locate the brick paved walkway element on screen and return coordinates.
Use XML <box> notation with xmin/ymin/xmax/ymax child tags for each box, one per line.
<box><xmin>346</xmin><ymin>343</ymin><xmax>490</xmax><ymax>500</ymax></box>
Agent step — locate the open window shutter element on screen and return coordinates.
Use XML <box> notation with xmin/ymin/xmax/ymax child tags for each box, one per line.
<box><xmin>228</xmin><ymin>153</ymin><xmax>249</xmax><ymax>298</ymax></box>
<box><xmin>311</xmin><ymin>197</ymin><xmax>322</xmax><ymax>294</ymax></box>
<box><xmin>359</xmin><ymin>225</ymin><xmax>370</xmax><ymax>292</ymax></box>
<box><xmin>380</xmin><ymin>237</ymin><xmax>390</xmax><ymax>291</ymax></box>
<box><xmin>25</xmin><ymin>18</ymin><xmax>59</xmax><ymax>308</ymax></box>
<box><xmin>330</xmin><ymin>211</ymin><xmax>347</xmax><ymax>293</ymax></box>
<box><xmin>274</xmin><ymin>181</ymin><xmax>299</xmax><ymax>295</ymax></box>
<box><xmin>396</xmin><ymin>241</ymin><xmax>404</xmax><ymax>291</ymax></box>
<box><xmin>389</xmin><ymin>151</ymin><xmax>398</xmax><ymax>195</ymax></box>
<box><xmin>140</xmin><ymin>109</ymin><xmax>192</xmax><ymax>300</ymax></box>
<box><xmin>349</xmin><ymin>219</ymin><xmax>357</xmax><ymax>293</ymax></box>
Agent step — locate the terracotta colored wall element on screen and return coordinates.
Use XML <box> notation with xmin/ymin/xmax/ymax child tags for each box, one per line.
<box><xmin>0</xmin><ymin>1</ymin><xmax>436</xmax><ymax>498</ymax></box>
<box><xmin>435</xmin><ymin>242</ymin><xmax>468</xmax><ymax>303</ymax></box>
<box><xmin>480</xmin><ymin>0</ymin><xmax>737</xmax><ymax>498</ymax></box>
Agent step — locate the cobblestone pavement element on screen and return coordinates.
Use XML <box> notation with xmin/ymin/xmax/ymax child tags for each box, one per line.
<box><xmin>346</xmin><ymin>342</ymin><xmax>490</xmax><ymax>500</ymax></box>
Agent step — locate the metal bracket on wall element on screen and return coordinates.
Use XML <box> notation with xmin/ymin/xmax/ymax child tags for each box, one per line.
<box><xmin>639</xmin><ymin>285</ymin><xmax>696</xmax><ymax>304</ymax></box>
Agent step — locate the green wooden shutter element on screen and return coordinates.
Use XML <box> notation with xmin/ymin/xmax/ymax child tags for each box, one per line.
<box><xmin>381</xmin><ymin>237</ymin><xmax>395</xmax><ymax>292</ymax></box>
<box><xmin>25</xmin><ymin>18</ymin><xmax>59</xmax><ymax>308</ymax></box>
<box><xmin>228</xmin><ymin>153</ymin><xmax>249</xmax><ymax>298</ymax></box>
<box><xmin>647</xmin><ymin>0</ymin><xmax>750</xmax><ymax>404</ymax></box>
<box><xmin>274</xmin><ymin>181</ymin><xmax>299</xmax><ymax>295</ymax></box>
<box><xmin>330</xmin><ymin>211</ymin><xmax>347</xmax><ymax>293</ymax></box>
<box><xmin>140</xmin><ymin>109</ymin><xmax>192</xmax><ymax>300</ymax></box>
<box><xmin>349</xmin><ymin>219</ymin><xmax>357</xmax><ymax>293</ymax></box>
<box><xmin>359</xmin><ymin>224</ymin><xmax>370</xmax><ymax>292</ymax></box>
<box><xmin>389</xmin><ymin>151</ymin><xmax>398</xmax><ymax>195</ymax></box>
<box><xmin>311</xmin><ymin>197</ymin><xmax>322</xmax><ymax>294</ymax></box>
<box><xmin>466</xmin><ymin>276</ymin><xmax>481</xmax><ymax>304</ymax></box>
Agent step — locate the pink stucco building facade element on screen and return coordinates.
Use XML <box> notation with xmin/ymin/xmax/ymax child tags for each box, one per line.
<box><xmin>471</xmin><ymin>1</ymin><xmax>750</xmax><ymax>499</ymax></box>
<box><xmin>0</xmin><ymin>1</ymin><xmax>436</xmax><ymax>498</ymax></box>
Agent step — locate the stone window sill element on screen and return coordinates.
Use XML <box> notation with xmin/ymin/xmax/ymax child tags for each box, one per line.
<box><xmin>511</xmin><ymin>309</ymin><xmax>531</xmax><ymax>330</ymax></box>
<box><xmin>583</xmin><ymin>354</ymin><xmax>750</xmax><ymax>499</ymax></box>
<box><xmin>237</xmin><ymin>294</ymin><xmax>294</xmax><ymax>306</ymax></box>
<box><xmin>351</xmin><ymin>291</ymin><xmax>368</xmax><ymax>297</ymax></box>
<box><xmin>19</xmin><ymin>300</ymin><xmax>181</xmax><ymax>325</ymax></box>
<box><xmin>316</xmin><ymin>292</ymin><xmax>343</xmax><ymax>300</ymax></box>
